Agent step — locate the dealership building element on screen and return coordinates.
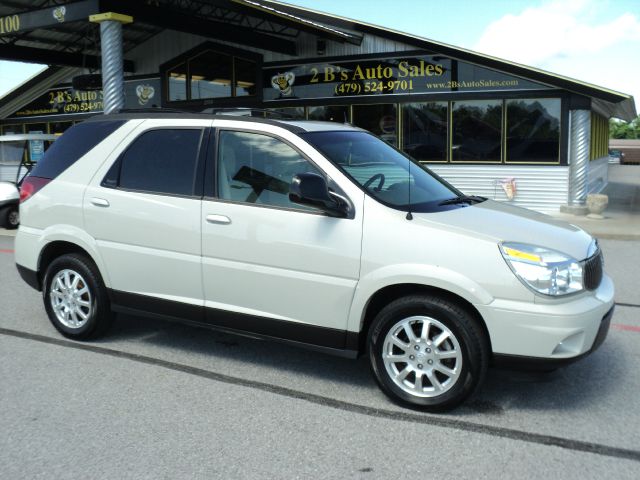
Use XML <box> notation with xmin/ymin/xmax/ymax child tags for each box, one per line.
<box><xmin>0</xmin><ymin>0</ymin><xmax>636</xmax><ymax>213</ymax></box>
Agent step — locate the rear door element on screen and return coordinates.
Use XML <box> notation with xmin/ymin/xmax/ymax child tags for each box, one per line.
<box><xmin>200</xmin><ymin>122</ymin><xmax>364</xmax><ymax>349</ymax></box>
<box><xmin>84</xmin><ymin>119</ymin><xmax>210</xmax><ymax>319</ymax></box>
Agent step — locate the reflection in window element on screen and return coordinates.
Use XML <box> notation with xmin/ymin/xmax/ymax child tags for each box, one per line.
<box><xmin>50</xmin><ymin>121</ymin><xmax>73</xmax><ymax>135</ymax></box>
<box><xmin>451</xmin><ymin>100</ymin><xmax>502</xmax><ymax>162</ymax></box>
<box><xmin>353</xmin><ymin>104</ymin><xmax>397</xmax><ymax>146</ymax></box>
<box><xmin>506</xmin><ymin>99</ymin><xmax>560</xmax><ymax>163</ymax></box>
<box><xmin>190</xmin><ymin>50</ymin><xmax>232</xmax><ymax>100</ymax></box>
<box><xmin>168</xmin><ymin>62</ymin><xmax>187</xmax><ymax>101</ymax></box>
<box><xmin>217</xmin><ymin>130</ymin><xmax>321</xmax><ymax>210</ymax></box>
<box><xmin>402</xmin><ymin>102</ymin><xmax>448</xmax><ymax>162</ymax></box>
<box><xmin>308</xmin><ymin>105</ymin><xmax>350</xmax><ymax>123</ymax></box>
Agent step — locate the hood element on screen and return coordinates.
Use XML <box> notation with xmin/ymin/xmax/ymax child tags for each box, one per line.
<box><xmin>415</xmin><ymin>199</ymin><xmax>594</xmax><ymax>260</ymax></box>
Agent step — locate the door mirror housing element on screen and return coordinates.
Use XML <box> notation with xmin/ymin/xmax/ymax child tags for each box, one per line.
<box><xmin>289</xmin><ymin>173</ymin><xmax>349</xmax><ymax>218</ymax></box>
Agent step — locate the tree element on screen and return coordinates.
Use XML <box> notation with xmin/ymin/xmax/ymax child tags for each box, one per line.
<box><xmin>610</xmin><ymin>115</ymin><xmax>640</xmax><ymax>139</ymax></box>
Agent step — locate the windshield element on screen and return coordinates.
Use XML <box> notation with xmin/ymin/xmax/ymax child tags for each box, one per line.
<box><xmin>301</xmin><ymin>130</ymin><xmax>461</xmax><ymax>212</ymax></box>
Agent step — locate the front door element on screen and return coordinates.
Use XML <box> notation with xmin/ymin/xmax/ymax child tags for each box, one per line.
<box><xmin>201</xmin><ymin>127</ymin><xmax>363</xmax><ymax>349</ymax></box>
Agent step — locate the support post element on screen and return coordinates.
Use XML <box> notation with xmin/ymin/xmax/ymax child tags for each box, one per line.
<box><xmin>561</xmin><ymin>109</ymin><xmax>591</xmax><ymax>215</ymax></box>
<box><xmin>89</xmin><ymin>12</ymin><xmax>133</xmax><ymax>114</ymax></box>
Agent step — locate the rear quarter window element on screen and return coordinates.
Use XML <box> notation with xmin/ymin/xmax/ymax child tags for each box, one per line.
<box><xmin>29</xmin><ymin>120</ymin><xmax>125</xmax><ymax>179</ymax></box>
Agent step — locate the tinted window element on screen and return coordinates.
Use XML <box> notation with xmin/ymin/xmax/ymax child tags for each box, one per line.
<box><xmin>506</xmin><ymin>98</ymin><xmax>560</xmax><ymax>163</ymax></box>
<box><xmin>118</xmin><ymin>129</ymin><xmax>202</xmax><ymax>196</ymax></box>
<box><xmin>30</xmin><ymin>121</ymin><xmax>124</xmax><ymax>179</ymax></box>
<box><xmin>402</xmin><ymin>102</ymin><xmax>448</xmax><ymax>163</ymax></box>
<box><xmin>451</xmin><ymin>100</ymin><xmax>502</xmax><ymax>162</ymax></box>
<box><xmin>217</xmin><ymin>130</ymin><xmax>321</xmax><ymax>210</ymax></box>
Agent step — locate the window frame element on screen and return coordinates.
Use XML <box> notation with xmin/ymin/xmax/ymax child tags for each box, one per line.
<box><xmin>160</xmin><ymin>41</ymin><xmax>263</xmax><ymax>108</ymax></box>
<box><xmin>101</xmin><ymin>126</ymin><xmax>210</xmax><ymax>199</ymax></box>
<box><xmin>206</xmin><ymin>127</ymin><xmax>354</xmax><ymax>218</ymax></box>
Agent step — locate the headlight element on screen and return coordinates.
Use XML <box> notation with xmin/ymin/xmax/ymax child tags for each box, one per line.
<box><xmin>499</xmin><ymin>242</ymin><xmax>584</xmax><ymax>296</ymax></box>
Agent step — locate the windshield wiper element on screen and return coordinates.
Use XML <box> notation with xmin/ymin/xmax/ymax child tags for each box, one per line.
<box><xmin>438</xmin><ymin>195</ymin><xmax>486</xmax><ymax>206</ymax></box>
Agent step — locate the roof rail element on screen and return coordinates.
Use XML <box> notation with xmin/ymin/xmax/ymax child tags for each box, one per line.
<box><xmin>201</xmin><ymin>107</ymin><xmax>303</xmax><ymax>120</ymax></box>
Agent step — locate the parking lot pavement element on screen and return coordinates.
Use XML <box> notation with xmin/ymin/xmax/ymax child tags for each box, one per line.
<box><xmin>1</xmin><ymin>234</ymin><xmax>639</xmax><ymax>478</ymax></box>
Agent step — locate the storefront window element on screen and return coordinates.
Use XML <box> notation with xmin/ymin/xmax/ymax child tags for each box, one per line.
<box><xmin>235</xmin><ymin>58</ymin><xmax>257</xmax><ymax>97</ymax></box>
<box><xmin>267</xmin><ymin>107</ymin><xmax>305</xmax><ymax>119</ymax></box>
<box><xmin>451</xmin><ymin>100</ymin><xmax>502</xmax><ymax>162</ymax></box>
<box><xmin>308</xmin><ymin>105</ymin><xmax>350</xmax><ymax>123</ymax></box>
<box><xmin>50</xmin><ymin>121</ymin><xmax>73</xmax><ymax>135</ymax></box>
<box><xmin>26</xmin><ymin>123</ymin><xmax>48</xmax><ymax>134</ymax></box>
<box><xmin>353</xmin><ymin>104</ymin><xmax>397</xmax><ymax>146</ymax></box>
<box><xmin>1</xmin><ymin>124</ymin><xmax>24</xmax><ymax>134</ymax></box>
<box><xmin>506</xmin><ymin>98</ymin><xmax>560</xmax><ymax>163</ymax></box>
<box><xmin>402</xmin><ymin>102</ymin><xmax>448</xmax><ymax>162</ymax></box>
<box><xmin>168</xmin><ymin>62</ymin><xmax>187</xmax><ymax>101</ymax></box>
<box><xmin>190</xmin><ymin>50</ymin><xmax>233</xmax><ymax>100</ymax></box>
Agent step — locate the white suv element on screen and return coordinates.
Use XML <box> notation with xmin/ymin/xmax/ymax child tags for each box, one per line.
<box><xmin>15</xmin><ymin>113</ymin><xmax>614</xmax><ymax>411</ymax></box>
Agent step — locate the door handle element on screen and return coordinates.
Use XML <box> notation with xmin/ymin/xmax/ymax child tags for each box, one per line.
<box><xmin>206</xmin><ymin>214</ymin><xmax>231</xmax><ymax>225</ymax></box>
<box><xmin>91</xmin><ymin>197</ymin><xmax>110</xmax><ymax>207</ymax></box>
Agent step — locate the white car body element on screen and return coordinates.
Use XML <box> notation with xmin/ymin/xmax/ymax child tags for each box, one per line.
<box><xmin>14</xmin><ymin>113</ymin><xmax>614</xmax><ymax>410</ymax></box>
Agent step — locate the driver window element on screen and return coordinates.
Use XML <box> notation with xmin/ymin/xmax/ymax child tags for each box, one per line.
<box><xmin>217</xmin><ymin>130</ymin><xmax>322</xmax><ymax>210</ymax></box>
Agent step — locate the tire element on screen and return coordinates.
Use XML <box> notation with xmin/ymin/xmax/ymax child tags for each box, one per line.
<box><xmin>43</xmin><ymin>253</ymin><xmax>113</xmax><ymax>340</ymax></box>
<box><xmin>4</xmin><ymin>205</ymin><xmax>19</xmax><ymax>229</ymax></box>
<box><xmin>368</xmin><ymin>294</ymin><xmax>489</xmax><ymax>412</ymax></box>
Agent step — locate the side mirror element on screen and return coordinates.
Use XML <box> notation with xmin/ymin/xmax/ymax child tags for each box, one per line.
<box><xmin>289</xmin><ymin>173</ymin><xmax>349</xmax><ymax>218</ymax></box>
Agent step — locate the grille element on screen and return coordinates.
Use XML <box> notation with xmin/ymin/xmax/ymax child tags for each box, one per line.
<box><xmin>583</xmin><ymin>250</ymin><xmax>603</xmax><ymax>291</ymax></box>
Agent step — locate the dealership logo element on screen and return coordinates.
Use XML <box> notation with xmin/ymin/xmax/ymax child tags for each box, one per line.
<box><xmin>52</xmin><ymin>6</ymin><xmax>66</xmax><ymax>23</ymax></box>
<box><xmin>271</xmin><ymin>72</ymin><xmax>295</xmax><ymax>97</ymax></box>
<box><xmin>136</xmin><ymin>84</ymin><xmax>155</xmax><ymax>106</ymax></box>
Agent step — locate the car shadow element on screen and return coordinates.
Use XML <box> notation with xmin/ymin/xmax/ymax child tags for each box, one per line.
<box><xmin>96</xmin><ymin>312</ymin><xmax>622</xmax><ymax>417</ymax></box>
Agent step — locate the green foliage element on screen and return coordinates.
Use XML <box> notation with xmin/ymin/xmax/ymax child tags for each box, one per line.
<box><xmin>610</xmin><ymin>116</ymin><xmax>640</xmax><ymax>139</ymax></box>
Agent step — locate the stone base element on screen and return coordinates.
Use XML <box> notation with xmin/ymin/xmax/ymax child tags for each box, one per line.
<box><xmin>560</xmin><ymin>204</ymin><xmax>589</xmax><ymax>216</ymax></box>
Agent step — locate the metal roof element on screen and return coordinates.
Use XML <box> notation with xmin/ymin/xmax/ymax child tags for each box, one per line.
<box><xmin>0</xmin><ymin>0</ymin><xmax>635</xmax><ymax>120</ymax></box>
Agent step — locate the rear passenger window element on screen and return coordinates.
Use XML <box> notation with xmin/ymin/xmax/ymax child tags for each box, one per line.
<box><xmin>117</xmin><ymin>129</ymin><xmax>202</xmax><ymax>196</ymax></box>
<box><xmin>30</xmin><ymin>120</ymin><xmax>124</xmax><ymax>179</ymax></box>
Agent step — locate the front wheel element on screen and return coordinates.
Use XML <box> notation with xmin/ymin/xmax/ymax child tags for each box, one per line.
<box><xmin>43</xmin><ymin>253</ymin><xmax>113</xmax><ymax>340</ymax></box>
<box><xmin>368</xmin><ymin>295</ymin><xmax>489</xmax><ymax>411</ymax></box>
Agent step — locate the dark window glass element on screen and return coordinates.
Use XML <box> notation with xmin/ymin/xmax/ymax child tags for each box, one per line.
<box><xmin>451</xmin><ymin>100</ymin><xmax>502</xmax><ymax>162</ymax></box>
<box><xmin>402</xmin><ymin>102</ymin><xmax>448</xmax><ymax>162</ymax></box>
<box><xmin>1</xmin><ymin>124</ymin><xmax>24</xmax><ymax>134</ymax></box>
<box><xmin>26</xmin><ymin>123</ymin><xmax>48</xmax><ymax>134</ymax></box>
<box><xmin>506</xmin><ymin>98</ymin><xmax>560</xmax><ymax>163</ymax></box>
<box><xmin>30</xmin><ymin>121</ymin><xmax>124</xmax><ymax>179</ymax></box>
<box><xmin>303</xmin><ymin>131</ymin><xmax>458</xmax><ymax>212</ymax></box>
<box><xmin>217</xmin><ymin>130</ymin><xmax>321</xmax><ymax>210</ymax></box>
<box><xmin>308</xmin><ymin>105</ymin><xmax>350</xmax><ymax>123</ymax></box>
<box><xmin>234</xmin><ymin>57</ymin><xmax>257</xmax><ymax>97</ymax></box>
<box><xmin>267</xmin><ymin>107</ymin><xmax>305</xmax><ymax>119</ymax></box>
<box><xmin>353</xmin><ymin>104</ymin><xmax>397</xmax><ymax>146</ymax></box>
<box><xmin>190</xmin><ymin>50</ymin><xmax>233</xmax><ymax>99</ymax></box>
<box><xmin>50</xmin><ymin>121</ymin><xmax>73</xmax><ymax>135</ymax></box>
<box><xmin>168</xmin><ymin>62</ymin><xmax>187</xmax><ymax>101</ymax></box>
<box><xmin>119</xmin><ymin>129</ymin><xmax>202</xmax><ymax>195</ymax></box>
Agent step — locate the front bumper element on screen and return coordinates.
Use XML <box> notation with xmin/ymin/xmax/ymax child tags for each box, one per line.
<box><xmin>476</xmin><ymin>273</ymin><xmax>614</xmax><ymax>361</ymax></box>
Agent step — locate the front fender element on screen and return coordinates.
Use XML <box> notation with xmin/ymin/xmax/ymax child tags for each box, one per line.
<box><xmin>346</xmin><ymin>263</ymin><xmax>494</xmax><ymax>333</ymax></box>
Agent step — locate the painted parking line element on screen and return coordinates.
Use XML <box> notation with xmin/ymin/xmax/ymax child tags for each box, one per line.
<box><xmin>612</xmin><ymin>323</ymin><xmax>640</xmax><ymax>333</ymax></box>
<box><xmin>0</xmin><ymin>249</ymin><xmax>14</xmax><ymax>254</ymax></box>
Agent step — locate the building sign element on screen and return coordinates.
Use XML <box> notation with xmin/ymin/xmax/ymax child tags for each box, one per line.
<box><xmin>264</xmin><ymin>55</ymin><xmax>550</xmax><ymax>101</ymax></box>
<box><xmin>0</xmin><ymin>0</ymin><xmax>98</xmax><ymax>36</ymax></box>
<box><xmin>9</xmin><ymin>77</ymin><xmax>161</xmax><ymax>118</ymax></box>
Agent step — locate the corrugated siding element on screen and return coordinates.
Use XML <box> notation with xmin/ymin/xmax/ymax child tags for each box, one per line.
<box><xmin>587</xmin><ymin>157</ymin><xmax>609</xmax><ymax>193</ymax></box>
<box><xmin>127</xmin><ymin>30</ymin><xmax>414</xmax><ymax>75</ymax></box>
<box><xmin>427</xmin><ymin>164</ymin><xmax>569</xmax><ymax>213</ymax></box>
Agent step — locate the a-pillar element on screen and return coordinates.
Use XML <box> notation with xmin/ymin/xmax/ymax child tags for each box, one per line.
<box><xmin>89</xmin><ymin>12</ymin><xmax>133</xmax><ymax>114</ymax></box>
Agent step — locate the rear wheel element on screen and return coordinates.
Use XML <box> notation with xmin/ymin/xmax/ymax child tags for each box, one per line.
<box><xmin>43</xmin><ymin>253</ymin><xmax>113</xmax><ymax>339</ymax></box>
<box><xmin>5</xmin><ymin>206</ymin><xmax>19</xmax><ymax>229</ymax></box>
<box><xmin>368</xmin><ymin>294</ymin><xmax>489</xmax><ymax>411</ymax></box>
